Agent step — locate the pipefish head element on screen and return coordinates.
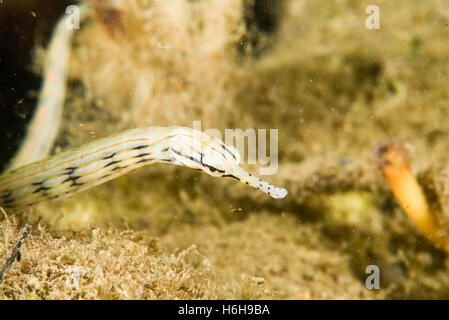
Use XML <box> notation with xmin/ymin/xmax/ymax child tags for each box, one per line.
<box><xmin>170</xmin><ymin>128</ymin><xmax>287</xmax><ymax>199</ymax></box>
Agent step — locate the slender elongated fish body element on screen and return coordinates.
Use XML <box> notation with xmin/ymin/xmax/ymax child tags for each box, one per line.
<box><xmin>7</xmin><ymin>5</ymin><xmax>89</xmax><ymax>171</ymax></box>
<box><xmin>0</xmin><ymin>126</ymin><xmax>288</xmax><ymax>210</ymax></box>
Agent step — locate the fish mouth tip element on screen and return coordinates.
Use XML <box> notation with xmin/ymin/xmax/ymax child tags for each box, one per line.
<box><xmin>272</xmin><ymin>187</ymin><xmax>288</xmax><ymax>199</ymax></box>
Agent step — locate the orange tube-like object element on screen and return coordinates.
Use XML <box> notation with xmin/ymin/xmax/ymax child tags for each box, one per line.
<box><xmin>378</xmin><ymin>142</ymin><xmax>447</xmax><ymax>250</ymax></box>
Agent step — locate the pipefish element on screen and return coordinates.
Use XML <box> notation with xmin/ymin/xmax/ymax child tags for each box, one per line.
<box><xmin>0</xmin><ymin>4</ymin><xmax>287</xmax><ymax>211</ymax></box>
<box><xmin>0</xmin><ymin>126</ymin><xmax>288</xmax><ymax>210</ymax></box>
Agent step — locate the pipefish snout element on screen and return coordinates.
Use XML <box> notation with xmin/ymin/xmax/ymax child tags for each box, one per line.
<box><xmin>0</xmin><ymin>127</ymin><xmax>288</xmax><ymax>210</ymax></box>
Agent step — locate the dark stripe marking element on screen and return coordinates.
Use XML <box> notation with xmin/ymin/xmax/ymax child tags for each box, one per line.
<box><xmin>221</xmin><ymin>143</ymin><xmax>237</xmax><ymax>160</ymax></box>
<box><xmin>111</xmin><ymin>166</ymin><xmax>126</xmax><ymax>172</ymax></box>
<box><xmin>62</xmin><ymin>176</ymin><xmax>81</xmax><ymax>184</ymax></box>
<box><xmin>135</xmin><ymin>158</ymin><xmax>155</xmax><ymax>164</ymax></box>
<box><xmin>133</xmin><ymin>145</ymin><xmax>149</xmax><ymax>150</ymax></box>
<box><xmin>222</xmin><ymin>174</ymin><xmax>240</xmax><ymax>181</ymax></box>
<box><xmin>102</xmin><ymin>152</ymin><xmax>116</xmax><ymax>160</ymax></box>
<box><xmin>104</xmin><ymin>160</ymin><xmax>122</xmax><ymax>168</ymax></box>
<box><xmin>33</xmin><ymin>186</ymin><xmax>51</xmax><ymax>194</ymax></box>
<box><xmin>134</xmin><ymin>153</ymin><xmax>152</xmax><ymax>158</ymax></box>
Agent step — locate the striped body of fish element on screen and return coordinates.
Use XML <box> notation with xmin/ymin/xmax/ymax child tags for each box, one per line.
<box><xmin>0</xmin><ymin>126</ymin><xmax>288</xmax><ymax>210</ymax></box>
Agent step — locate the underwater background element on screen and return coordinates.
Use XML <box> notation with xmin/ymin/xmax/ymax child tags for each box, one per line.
<box><xmin>1</xmin><ymin>0</ymin><xmax>449</xmax><ymax>299</ymax></box>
